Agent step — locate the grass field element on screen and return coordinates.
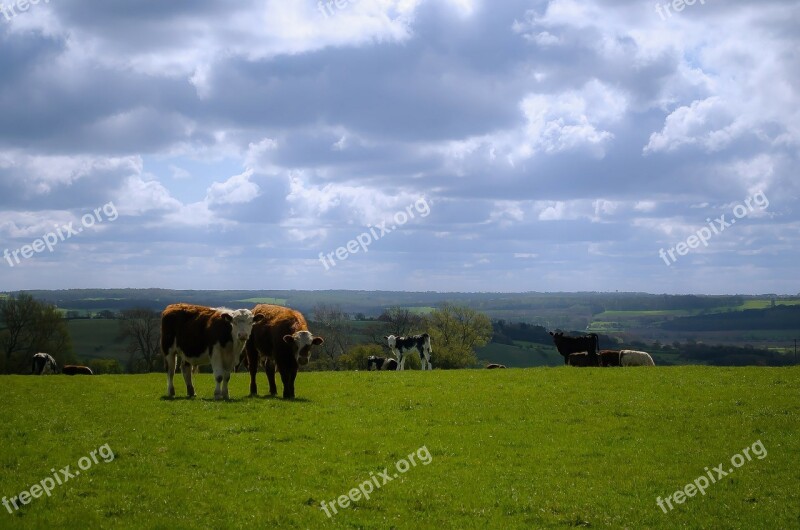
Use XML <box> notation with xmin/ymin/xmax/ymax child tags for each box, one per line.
<box><xmin>2</xmin><ymin>368</ymin><xmax>798</xmax><ymax>529</ymax></box>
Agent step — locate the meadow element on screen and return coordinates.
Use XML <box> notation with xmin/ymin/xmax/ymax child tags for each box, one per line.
<box><xmin>2</xmin><ymin>367</ymin><xmax>798</xmax><ymax>529</ymax></box>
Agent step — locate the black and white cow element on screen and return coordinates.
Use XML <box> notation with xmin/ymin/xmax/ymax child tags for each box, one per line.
<box><xmin>367</xmin><ymin>356</ymin><xmax>399</xmax><ymax>371</ymax></box>
<box><xmin>384</xmin><ymin>334</ymin><xmax>433</xmax><ymax>370</ymax></box>
<box><xmin>32</xmin><ymin>353</ymin><xmax>58</xmax><ymax>375</ymax></box>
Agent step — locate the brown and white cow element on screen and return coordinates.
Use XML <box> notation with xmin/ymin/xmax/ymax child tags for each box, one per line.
<box><xmin>62</xmin><ymin>365</ymin><xmax>93</xmax><ymax>375</ymax></box>
<box><xmin>244</xmin><ymin>304</ymin><xmax>323</xmax><ymax>399</ymax></box>
<box><xmin>161</xmin><ymin>304</ymin><xmax>262</xmax><ymax>400</ymax></box>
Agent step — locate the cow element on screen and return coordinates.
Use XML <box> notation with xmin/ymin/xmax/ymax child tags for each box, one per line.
<box><xmin>244</xmin><ymin>304</ymin><xmax>324</xmax><ymax>399</ymax></box>
<box><xmin>566</xmin><ymin>352</ymin><xmax>600</xmax><ymax>367</ymax></box>
<box><xmin>620</xmin><ymin>350</ymin><xmax>656</xmax><ymax>366</ymax></box>
<box><xmin>367</xmin><ymin>356</ymin><xmax>398</xmax><ymax>371</ymax></box>
<box><xmin>32</xmin><ymin>353</ymin><xmax>58</xmax><ymax>375</ymax></box>
<box><xmin>384</xmin><ymin>334</ymin><xmax>433</xmax><ymax>370</ymax></box>
<box><xmin>598</xmin><ymin>350</ymin><xmax>623</xmax><ymax>367</ymax></box>
<box><xmin>486</xmin><ymin>363</ymin><xmax>507</xmax><ymax>369</ymax></box>
<box><xmin>62</xmin><ymin>365</ymin><xmax>93</xmax><ymax>375</ymax></box>
<box><xmin>161</xmin><ymin>304</ymin><xmax>262</xmax><ymax>400</ymax></box>
<box><xmin>549</xmin><ymin>331</ymin><xmax>599</xmax><ymax>365</ymax></box>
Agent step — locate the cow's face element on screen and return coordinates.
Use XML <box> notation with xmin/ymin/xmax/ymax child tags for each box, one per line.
<box><xmin>222</xmin><ymin>309</ymin><xmax>263</xmax><ymax>342</ymax></box>
<box><xmin>384</xmin><ymin>335</ymin><xmax>397</xmax><ymax>350</ymax></box>
<box><xmin>282</xmin><ymin>331</ymin><xmax>323</xmax><ymax>365</ymax></box>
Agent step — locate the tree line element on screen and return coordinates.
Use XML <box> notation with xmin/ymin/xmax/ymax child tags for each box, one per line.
<box><xmin>0</xmin><ymin>294</ymin><xmax>493</xmax><ymax>374</ymax></box>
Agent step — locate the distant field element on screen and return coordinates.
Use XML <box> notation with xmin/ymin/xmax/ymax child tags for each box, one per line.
<box><xmin>235</xmin><ymin>297</ymin><xmax>288</xmax><ymax>305</ymax></box>
<box><xmin>2</xmin><ymin>368</ymin><xmax>798</xmax><ymax>528</ymax></box>
<box><xmin>67</xmin><ymin>320</ymin><xmax>127</xmax><ymax>362</ymax></box>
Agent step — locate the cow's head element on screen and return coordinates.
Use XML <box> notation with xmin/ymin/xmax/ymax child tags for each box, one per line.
<box><xmin>282</xmin><ymin>331</ymin><xmax>323</xmax><ymax>366</ymax></box>
<box><xmin>220</xmin><ymin>308</ymin><xmax>264</xmax><ymax>342</ymax></box>
<box><xmin>384</xmin><ymin>335</ymin><xmax>398</xmax><ymax>350</ymax></box>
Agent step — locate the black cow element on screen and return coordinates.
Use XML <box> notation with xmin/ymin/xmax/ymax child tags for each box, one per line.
<box><xmin>549</xmin><ymin>331</ymin><xmax>599</xmax><ymax>365</ymax></box>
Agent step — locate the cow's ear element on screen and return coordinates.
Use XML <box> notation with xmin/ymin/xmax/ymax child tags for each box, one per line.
<box><xmin>221</xmin><ymin>313</ymin><xmax>233</xmax><ymax>322</ymax></box>
<box><xmin>548</xmin><ymin>332</ymin><xmax>554</xmax><ymax>336</ymax></box>
<box><xmin>312</xmin><ymin>337</ymin><xmax>324</xmax><ymax>345</ymax></box>
<box><xmin>282</xmin><ymin>334</ymin><xmax>295</xmax><ymax>344</ymax></box>
<box><xmin>253</xmin><ymin>314</ymin><xmax>265</xmax><ymax>323</ymax></box>
<box><xmin>383</xmin><ymin>336</ymin><xmax>389</xmax><ymax>340</ymax></box>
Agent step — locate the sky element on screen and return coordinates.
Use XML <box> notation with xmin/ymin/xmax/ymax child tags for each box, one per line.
<box><xmin>0</xmin><ymin>0</ymin><xmax>798</xmax><ymax>294</ymax></box>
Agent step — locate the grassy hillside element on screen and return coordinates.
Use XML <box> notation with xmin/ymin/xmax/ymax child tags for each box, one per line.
<box><xmin>2</xmin><ymin>368</ymin><xmax>798</xmax><ymax>529</ymax></box>
<box><xmin>67</xmin><ymin>320</ymin><xmax>128</xmax><ymax>362</ymax></box>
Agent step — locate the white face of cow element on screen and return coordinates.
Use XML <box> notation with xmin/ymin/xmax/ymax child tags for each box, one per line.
<box><xmin>282</xmin><ymin>331</ymin><xmax>324</xmax><ymax>366</ymax></box>
<box><xmin>384</xmin><ymin>335</ymin><xmax>397</xmax><ymax>350</ymax></box>
<box><xmin>219</xmin><ymin>308</ymin><xmax>259</xmax><ymax>342</ymax></box>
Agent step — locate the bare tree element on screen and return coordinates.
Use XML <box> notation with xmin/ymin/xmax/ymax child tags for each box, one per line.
<box><xmin>119</xmin><ymin>308</ymin><xmax>161</xmax><ymax>373</ymax></box>
<box><xmin>311</xmin><ymin>304</ymin><xmax>352</xmax><ymax>370</ymax></box>
<box><xmin>365</xmin><ymin>306</ymin><xmax>425</xmax><ymax>347</ymax></box>
<box><xmin>0</xmin><ymin>293</ymin><xmax>73</xmax><ymax>373</ymax></box>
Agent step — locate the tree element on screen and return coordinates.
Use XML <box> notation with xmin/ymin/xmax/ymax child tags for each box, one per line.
<box><xmin>426</xmin><ymin>303</ymin><xmax>492</xmax><ymax>369</ymax></box>
<box><xmin>0</xmin><ymin>293</ymin><xmax>73</xmax><ymax>373</ymax></box>
<box><xmin>339</xmin><ymin>344</ymin><xmax>384</xmax><ymax>371</ymax></box>
<box><xmin>311</xmin><ymin>304</ymin><xmax>352</xmax><ymax>370</ymax></box>
<box><xmin>364</xmin><ymin>306</ymin><xmax>425</xmax><ymax>347</ymax></box>
<box><xmin>119</xmin><ymin>308</ymin><xmax>161</xmax><ymax>373</ymax></box>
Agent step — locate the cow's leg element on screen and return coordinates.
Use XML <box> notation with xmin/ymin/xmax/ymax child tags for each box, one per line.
<box><xmin>165</xmin><ymin>351</ymin><xmax>176</xmax><ymax>397</ymax></box>
<box><xmin>398</xmin><ymin>352</ymin><xmax>406</xmax><ymax>371</ymax></box>
<box><xmin>181</xmin><ymin>360</ymin><xmax>195</xmax><ymax>397</ymax></box>
<box><xmin>278</xmin><ymin>362</ymin><xmax>297</xmax><ymax>399</ymax></box>
<box><xmin>247</xmin><ymin>347</ymin><xmax>259</xmax><ymax>397</ymax></box>
<box><xmin>265</xmin><ymin>357</ymin><xmax>278</xmax><ymax>396</ymax></box>
<box><xmin>211</xmin><ymin>350</ymin><xmax>225</xmax><ymax>400</ymax></box>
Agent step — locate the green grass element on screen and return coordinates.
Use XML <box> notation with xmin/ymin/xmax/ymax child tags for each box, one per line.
<box><xmin>235</xmin><ymin>297</ymin><xmax>288</xmax><ymax>305</ymax></box>
<box><xmin>2</xmin><ymin>368</ymin><xmax>798</xmax><ymax>529</ymax></box>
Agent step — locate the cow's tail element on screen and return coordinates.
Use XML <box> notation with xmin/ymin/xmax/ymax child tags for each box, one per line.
<box><xmin>591</xmin><ymin>333</ymin><xmax>599</xmax><ymax>354</ymax></box>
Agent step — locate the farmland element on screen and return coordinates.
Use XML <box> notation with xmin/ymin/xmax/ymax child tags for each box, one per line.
<box><xmin>1</xmin><ymin>367</ymin><xmax>798</xmax><ymax>529</ymax></box>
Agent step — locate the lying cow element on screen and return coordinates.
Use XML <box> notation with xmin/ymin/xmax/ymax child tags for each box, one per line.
<box><xmin>619</xmin><ymin>350</ymin><xmax>656</xmax><ymax>366</ymax></box>
<box><xmin>598</xmin><ymin>350</ymin><xmax>622</xmax><ymax>367</ymax></box>
<box><xmin>62</xmin><ymin>365</ymin><xmax>93</xmax><ymax>375</ymax></box>
<box><xmin>566</xmin><ymin>352</ymin><xmax>599</xmax><ymax>367</ymax></box>
<box><xmin>161</xmin><ymin>303</ymin><xmax>262</xmax><ymax>400</ymax></box>
<box><xmin>367</xmin><ymin>356</ymin><xmax>399</xmax><ymax>371</ymax></box>
<box><xmin>486</xmin><ymin>364</ymin><xmax>507</xmax><ymax>369</ymax></box>
<box><xmin>550</xmin><ymin>331</ymin><xmax>599</xmax><ymax>365</ymax></box>
<box><xmin>244</xmin><ymin>304</ymin><xmax>324</xmax><ymax>399</ymax></box>
<box><xmin>32</xmin><ymin>353</ymin><xmax>59</xmax><ymax>375</ymax></box>
<box><xmin>384</xmin><ymin>334</ymin><xmax>433</xmax><ymax>370</ymax></box>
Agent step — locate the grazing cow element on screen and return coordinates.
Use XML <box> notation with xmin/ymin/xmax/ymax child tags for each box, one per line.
<box><xmin>486</xmin><ymin>364</ymin><xmax>507</xmax><ymax>369</ymax></box>
<box><xmin>62</xmin><ymin>365</ymin><xmax>93</xmax><ymax>375</ymax></box>
<box><xmin>549</xmin><ymin>331</ymin><xmax>599</xmax><ymax>365</ymax></box>
<box><xmin>620</xmin><ymin>350</ymin><xmax>656</xmax><ymax>366</ymax></box>
<box><xmin>367</xmin><ymin>356</ymin><xmax>398</xmax><ymax>371</ymax></box>
<box><xmin>566</xmin><ymin>352</ymin><xmax>600</xmax><ymax>367</ymax></box>
<box><xmin>384</xmin><ymin>334</ymin><xmax>433</xmax><ymax>370</ymax></box>
<box><xmin>32</xmin><ymin>353</ymin><xmax>58</xmax><ymax>375</ymax></box>
<box><xmin>598</xmin><ymin>350</ymin><xmax>622</xmax><ymax>367</ymax></box>
<box><xmin>161</xmin><ymin>304</ymin><xmax>262</xmax><ymax>400</ymax></box>
<box><xmin>244</xmin><ymin>304</ymin><xmax>324</xmax><ymax>399</ymax></box>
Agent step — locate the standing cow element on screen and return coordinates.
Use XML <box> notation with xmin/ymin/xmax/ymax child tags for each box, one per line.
<box><xmin>549</xmin><ymin>331</ymin><xmax>599</xmax><ymax>365</ymax></box>
<box><xmin>32</xmin><ymin>353</ymin><xmax>59</xmax><ymax>375</ymax></box>
<box><xmin>244</xmin><ymin>304</ymin><xmax>324</xmax><ymax>399</ymax></box>
<box><xmin>384</xmin><ymin>334</ymin><xmax>433</xmax><ymax>370</ymax></box>
<box><xmin>161</xmin><ymin>304</ymin><xmax>262</xmax><ymax>400</ymax></box>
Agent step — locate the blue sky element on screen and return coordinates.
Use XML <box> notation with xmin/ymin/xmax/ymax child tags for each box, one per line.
<box><xmin>0</xmin><ymin>0</ymin><xmax>798</xmax><ymax>294</ymax></box>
